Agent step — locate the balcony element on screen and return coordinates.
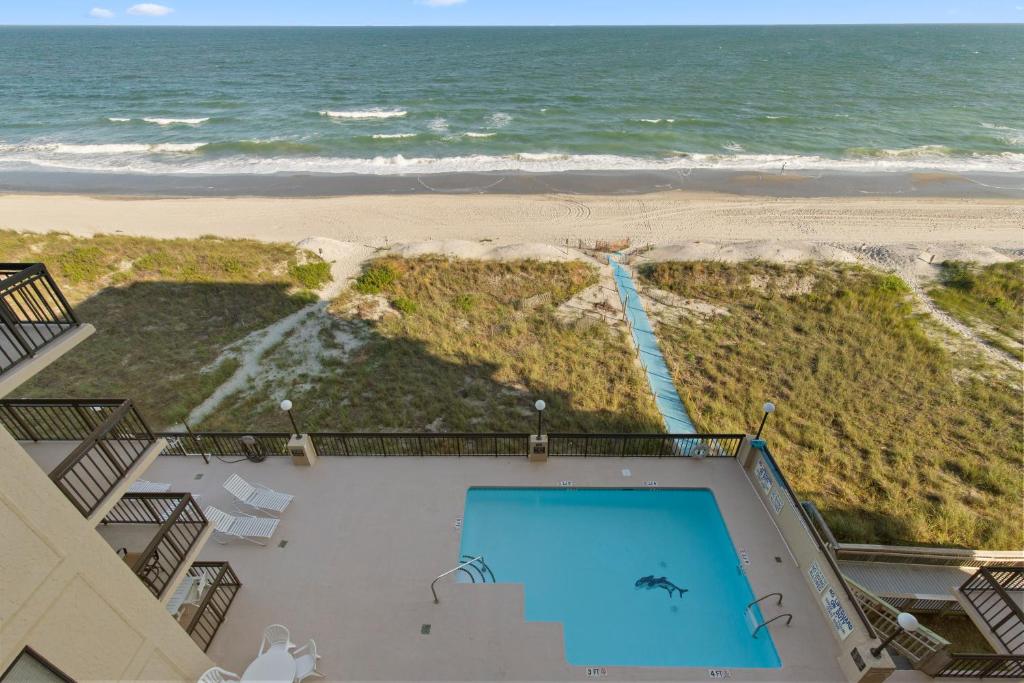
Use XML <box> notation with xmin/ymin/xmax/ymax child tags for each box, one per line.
<box><xmin>0</xmin><ymin>263</ymin><xmax>91</xmax><ymax>395</ymax></box>
<box><xmin>99</xmin><ymin>493</ymin><xmax>213</xmax><ymax>601</ymax></box>
<box><xmin>1</xmin><ymin>399</ymin><xmax>165</xmax><ymax>521</ymax></box>
<box><xmin>175</xmin><ymin>562</ymin><xmax>243</xmax><ymax>652</ymax></box>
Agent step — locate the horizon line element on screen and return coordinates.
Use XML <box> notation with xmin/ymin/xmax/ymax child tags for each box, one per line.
<box><xmin>2</xmin><ymin>21</ymin><xmax>1023</xmax><ymax>28</ymax></box>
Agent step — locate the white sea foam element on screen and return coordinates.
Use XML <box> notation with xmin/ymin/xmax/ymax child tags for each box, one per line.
<box><xmin>465</xmin><ymin>132</ymin><xmax>496</xmax><ymax>138</ymax></box>
<box><xmin>428</xmin><ymin>117</ymin><xmax>449</xmax><ymax>133</ymax></box>
<box><xmin>320</xmin><ymin>109</ymin><xmax>407</xmax><ymax>120</ymax></box>
<box><xmin>1</xmin><ymin>146</ymin><xmax>1022</xmax><ymax>175</ymax></box>
<box><xmin>723</xmin><ymin>142</ymin><xmax>745</xmax><ymax>152</ymax></box>
<box><xmin>488</xmin><ymin>112</ymin><xmax>512</xmax><ymax>128</ymax></box>
<box><xmin>981</xmin><ymin>123</ymin><xmax>1024</xmax><ymax>146</ymax></box>
<box><xmin>638</xmin><ymin>118</ymin><xmax>676</xmax><ymax>124</ymax></box>
<box><xmin>371</xmin><ymin>133</ymin><xmax>417</xmax><ymax>140</ymax></box>
<box><xmin>142</xmin><ymin>117</ymin><xmax>210</xmax><ymax>126</ymax></box>
<box><xmin>107</xmin><ymin>117</ymin><xmax>132</xmax><ymax>123</ymax></box>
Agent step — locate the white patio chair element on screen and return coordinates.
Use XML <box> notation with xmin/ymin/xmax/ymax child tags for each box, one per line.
<box><xmin>198</xmin><ymin>666</ymin><xmax>239</xmax><ymax>683</ymax></box>
<box><xmin>128</xmin><ymin>479</ymin><xmax>172</xmax><ymax>493</ymax></box>
<box><xmin>259</xmin><ymin>624</ymin><xmax>295</xmax><ymax>656</ymax></box>
<box><xmin>223</xmin><ymin>473</ymin><xmax>294</xmax><ymax>515</ymax></box>
<box><xmin>294</xmin><ymin>639</ymin><xmax>324</xmax><ymax>681</ymax></box>
<box><xmin>204</xmin><ymin>506</ymin><xmax>280</xmax><ymax>546</ymax></box>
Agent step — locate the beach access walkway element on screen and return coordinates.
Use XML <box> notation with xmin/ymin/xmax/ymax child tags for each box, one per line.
<box><xmin>608</xmin><ymin>256</ymin><xmax>696</xmax><ymax>433</ymax></box>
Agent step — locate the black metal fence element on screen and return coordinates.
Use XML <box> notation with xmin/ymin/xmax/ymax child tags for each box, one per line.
<box><xmin>937</xmin><ymin>654</ymin><xmax>1024</xmax><ymax>679</ymax></box>
<box><xmin>0</xmin><ymin>398</ymin><xmax>137</xmax><ymax>441</ymax></box>
<box><xmin>548</xmin><ymin>433</ymin><xmax>744</xmax><ymax>457</ymax></box>
<box><xmin>182</xmin><ymin>562</ymin><xmax>242</xmax><ymax>652</ymax></box>
<box><xmin>311</xmin><ymin>432</ymin><xmax>531</xmax><ymax>456</ymax></box>
<box><xmin>102</xmin><ymin>493</ymin><xmax>208</xmax><ymax>600</ymax></box>
<box><xmin>38</xmin><ymin>400</ymin><xmax>157</xmax><ymax>518</ymax></box>
<box><xmin>0</xmin><ymin>263</ymin><xmax>79</xmax><ymax>375</ymax></box>
<box><xmin>959</xmin><ymin>567</ymin><xmax>1024</xmax><ymax>655</ymax></box>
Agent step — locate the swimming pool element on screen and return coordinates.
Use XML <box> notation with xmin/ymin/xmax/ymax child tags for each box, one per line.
<box><xmin>458</xmin><ymin>487</ymin><xmax>781</xmax><ymax>668</ymax></box>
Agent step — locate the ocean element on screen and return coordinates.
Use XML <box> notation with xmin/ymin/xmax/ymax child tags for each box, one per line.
<box><xmin>0</xmin><ymin>25</ymin><xmax>1022</xmax><ymax>177</ymax></box>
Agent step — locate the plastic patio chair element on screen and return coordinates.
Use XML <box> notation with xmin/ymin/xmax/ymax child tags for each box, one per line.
<box><xmin>198</xmin><ymin>667</ymin><xmax>240</xmax><ymax>683</ymax></box>
<box><xmin>259</xmin><ymin>624</ymin><xmax>295</xmax><ymax>656</ymax></box>
<box><xmin>204</xmin><ymin>506</ymin><xmax>280</xmax><ymax>546</ymax></box>
<box><xmin>294</xmin><ymin>639</ymin><xmax>324</xmax><ymax>681</ymax></box>
<box><xmin>223</xmin><ymin>473</ymin><xmax>294</xmax><ymax>516</ymax></box>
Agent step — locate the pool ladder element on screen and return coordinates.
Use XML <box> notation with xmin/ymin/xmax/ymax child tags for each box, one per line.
<box><xmin>747</xmin><ymin>592</ymin><xmax>793</xmax><ymax>638</ymax></box>
<box><xmin>431</xmin><ymin>555</ymin><xmax>495</xmax><ymax>604</ymax></box>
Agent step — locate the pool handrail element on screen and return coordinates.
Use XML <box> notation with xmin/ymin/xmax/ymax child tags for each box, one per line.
<box><xmin>431</xmin><ymin>555</ymin><xmax>484</xmax><ymax>604</ymax></box>
<box><xmin>752</xmin><ymin>613</ymin><xmax>793</xmax><ymax>638</ymax></box>
<box><xmin>747</xmin><ymin>592</ymin><xmax>783</xmax><ymax>611</ymax></box>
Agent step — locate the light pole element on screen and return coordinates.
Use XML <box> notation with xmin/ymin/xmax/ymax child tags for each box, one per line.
<box><xmin>534</xmin><ymin>399</ymin><xmax>546</xmax><ymax>437</ymax></box>
<box><xmin>280</xmin><ymin>399</ymin><xmax>301</xmax><ymax>437</ymax></box>
<box><xmin>755</xmin><ymin>401</ymin><xmax>776</xmax><ymax>439</ymax></box>
<box><xmin>870</xmin><ymin>612</ymin><xmax>919</xmax><ymax>659</ymax></box>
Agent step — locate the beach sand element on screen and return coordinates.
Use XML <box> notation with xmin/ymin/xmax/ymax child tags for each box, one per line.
<box><xmin>1</xmin><ymin>191</ymin><xmax>1021</xmax><ymax>251</ymax></box>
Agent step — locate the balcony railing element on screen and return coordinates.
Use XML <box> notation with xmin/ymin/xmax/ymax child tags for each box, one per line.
<box><xmin>936</xmin><ymin>653</ymin><xmax>1024</xmax><ymax>678</ymax></box>
<box><xmin>960</xmin><ymin>567</ymin><xmax>1024</xmax><ymax>655</ymax></box>
<box><xmin>0</xmin><ymin>399</ymin><xmax>157</xmax><ymax>518</ymax></box>
<box><xmin>180</xmin><ymin>562</ymin><xmax>242</xmax><ymax>652</ymax></box>
<box><xmin>0</xmin><ymin>264</ymin><xmax>79</xmax><ymax>375</ymax></box>
<box><xmin>102</xmin><ymin>493</ymin><xmax>208</xmax><ymax>599</ymax></box>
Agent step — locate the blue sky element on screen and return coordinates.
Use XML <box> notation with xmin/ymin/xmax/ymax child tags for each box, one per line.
<box><xmin>3</xmin><ymin>0</ymin><xmax>1023</xmax><ymax>26</ymax></box>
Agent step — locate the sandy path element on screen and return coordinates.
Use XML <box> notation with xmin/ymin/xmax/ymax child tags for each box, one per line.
<box><xmin>1</xmin><ymin>192</ymin><xmax>1021</xmax><ymax>247</ymax></box>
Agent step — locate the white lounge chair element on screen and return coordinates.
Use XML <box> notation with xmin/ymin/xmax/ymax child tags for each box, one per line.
<box><xmin>198</xmin><ymin>666</ymin><xmax>239</xmax><ymax>683</ymax></box>
<box><xmin>260</xmin><ymin>624</ymin><xmax>295</xmax><ymax>655</ymax></box>
<box><xmin>128</xmin><ymin>479</ymin><xmax>172</xmax><ymax>493</ymax></box>
<box><xmin>294</xmin><ymin>639</ymin><xmax>324</xmax><ymax>681</ymax></box>
<box><xmin>223</xmin><ymin>473</ymin><xmax>294</xmax><ymax>515</ymax></box>
<box><xmin>204</xmin><ymin>506</ymin><xmax>280</xmax><ymax>546</ymax></box>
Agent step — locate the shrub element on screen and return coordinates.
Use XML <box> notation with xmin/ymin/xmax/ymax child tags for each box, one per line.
<box><xmin>454</xmin><ymin>293</ymin><xmax>477</xmax><ymax>312</ymax></box>
<box><xmin>876</xmin><ymin>274</ymin><xmax>910</xmax><ymax>294</ymax></box>
<box><xmin>941</xmin><ymin>261</ymin><xmax>977</xmax><ymax>292</ymax></box>
<box><xmin>57</xmin><ymin>246</ymin><xmax>106</xmax><ymax>284</ymax></box>
<box><xmin>289</xmin><ymin>261</ymin><xmax>332</xmax><ymax>289</ymax></box>
<box><xmin>392</xmin><ymin>296</ymin><xmax>418</xmax><ymax>314</ymax></box>
<box><xmin>354</xmin><ymin>263</ymin><xmax>399</xmax><ymax>294</ymax></box>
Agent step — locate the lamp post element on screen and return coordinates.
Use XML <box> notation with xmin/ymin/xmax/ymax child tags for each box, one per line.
<box><xmin>534</xmin><ymin>399</ymin><xmax>546</xmax><ymax>437</ymax></box>
<box><xmin>280</xmin><ymin>399</ymin><xmax>301</xmax><ymax>437</ymax></box>
<box><xmin>870</xmin><ymin>612</ymin><xmax>919</xmax><ymax>659</ymax></box>
<box><xmin>755</xmin><ymin>401</ymin><xmax>776</xmax><ymax>439</ymax></box>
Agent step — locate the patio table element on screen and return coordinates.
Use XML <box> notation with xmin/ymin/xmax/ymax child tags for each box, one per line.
<box><xmin>241</xmin><ymin>648</ymin><xmax>296</xmax><ymax>683</ymax></box>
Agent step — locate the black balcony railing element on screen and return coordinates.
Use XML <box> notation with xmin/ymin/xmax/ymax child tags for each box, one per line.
<box><xmin>181</xmin><ymin>562</ymin><xmax>242</xmax><ymax>652</ymax></box>
<box><xmin>936</xmin><ymin>653</ymin><xmax>1024</xmax><ymax>678</ymax></box>
<box><xmin>102</xmin><ymin>493</ymin><xmax>208</xmax><ymax>600</ymax></box>
<box><xmin>960</xmin><ymin>567</ymin><xmax>1024</xmax><ymax>655</ymax></box>
<box><xmin>311</xmin><ymin>432</ymin><xmax>532</xmax><ymax>456</ymax></box>
<box><xmin>0</xmin><ymin>399</ymin><xmax>157</xmax><ymax>518</ymax></box>
<box><xmin>0</xmin><ymin>264</ymin><xmax>79</xmax><ymax>375</ymax></box>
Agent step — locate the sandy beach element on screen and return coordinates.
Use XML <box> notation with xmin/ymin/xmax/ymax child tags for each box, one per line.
<box><xmin>2</xmin><ymin>191</ymin><xmax>1021</xmax><ymax>251</ymax></box>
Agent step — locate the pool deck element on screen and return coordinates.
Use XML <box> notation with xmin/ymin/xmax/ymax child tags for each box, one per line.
<box><xmin>111</xmin><ymin>453</ymin><xmax>852</xmax><ymax>682</ymax></box>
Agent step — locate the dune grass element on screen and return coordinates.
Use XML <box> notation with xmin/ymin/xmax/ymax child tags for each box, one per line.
<box><xmin>928</xmin><ymin>260</ymin><xmax>1024</xmax><ymax>361</ymax></box>
<box><xmin>4</xmin><ymin>230</ymin><xmax>327</xmax><ymax>428</ymax></box>
<box><xmin>201</xmin><ymin>256</ymin><xmax>662</xmax><ymax>433</ymax></box>
<box><xmin>640</xmin><ymin>261</ymin><xmax>1022</xmax><ymax>550</ymax></box>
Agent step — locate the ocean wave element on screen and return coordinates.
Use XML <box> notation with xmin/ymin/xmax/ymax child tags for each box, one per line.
<box><xmin>142</xmin><ymin>117</ymin><xmax>210</xmax><ymax>126</ymax></box>
<box><xmin>371</xmin><ymin>133</ymin><xmax>418</xmax><ymax>140</ymax></box>
<box><xmin>201</xmin><ymin>140</ymin><xmax>321</xmax><ymax>155</ymax></box>
<box><xmin>465</xmin><ymin>132</ymin><xmax>496</xmax><ymax>138</ymax></box>
<box><xmin>637</xmin><ymin>118</ymin><xmax>676</xmax><ymax>124</ymax></box>
<box><xmin>319</xmin><ymin>109</ymin><xmax>407</xmax><ymax>120</ymax></box>
<box><xmin>488</xmin><ymin>112</ymin><xmax>512</xmax><ymax>128</ymax></box>
<box><xmin>980</xmin><ymin>123</ymin><xmax>1023</xmax><ymax>146</ymax></box>
<box><xmin>846</xmin><ymin>145</ymin><xmax>953</xmax><ymax>158</ymax></box>
<box><xmin>107</xmin><ymin>117</ymin><xmax>132</xmax><ymax>123</ymax></box>
<box><xmin>723</xmin><ymin>142</ymin><xmax>745</xmax><ymax>152</ymax></box>
<box><xmin>428</xmin><ymin>117</ymin><xmax>449</xmax><ymax>134</ymax></box>
<box><xmin>1</xmin><ymin>147</ymin><xmax>1022</xmax><ymax>175</ymax></box>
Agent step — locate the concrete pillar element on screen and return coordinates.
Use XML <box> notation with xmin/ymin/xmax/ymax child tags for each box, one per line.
<box><xmin>288</xmin><ymin>434</ymin><xmax>318</xmax><ymax>466</ymax></box>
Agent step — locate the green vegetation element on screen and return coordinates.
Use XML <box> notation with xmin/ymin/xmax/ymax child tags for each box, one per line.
<box><xmin>929</xmin><ymin>261</ymin><xmax>1024</xmax><ymax>361</ymax></box>
<box><xmin>3</xmin><ymin>230</ymin><xmax>329</xmax><ymax>428</ymax></box>
<box><xmin>640</xmin><ymin>261</ymin><xmax>1022</xmax><ymax>549</ymax></box>
<box><xmin>353</xmin><ymin>262</ymin><xmax>399</xmax><ymax>294</ymax></box>
<box><xmin>915</xmin><ymin>613</ymin><xmax>994</xmax><ymax>654</ymax></box>
<box><xmin>288</xmin><ymin>261</ymin><xmax>333</xmax><ymax>290</ymax></box>
<box><xmin>202</xmin><ymin>257</ymin><xmax>662</xmax><ymax>433</ymax></box>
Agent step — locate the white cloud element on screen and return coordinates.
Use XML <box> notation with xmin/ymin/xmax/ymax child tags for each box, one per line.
<box><xmin>418</xmin><ymin>0</ymin><xmax>467</xmax><ymax>6</ymax></box>
<box><xmin>126</xmin><ymin>3</ymin><xmax>174</xmax><ymax>16</ymax></box>
<box><xmin>88</xmin><ymin>7</ymin><xmax>115</xmax><ymax>18</ymax></box>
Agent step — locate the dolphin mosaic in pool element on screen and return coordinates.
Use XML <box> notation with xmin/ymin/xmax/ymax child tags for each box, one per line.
<box><xmin>635</xmin><ymin>575</ymin><xmax>688</xmax><ymax>598</ymax></box>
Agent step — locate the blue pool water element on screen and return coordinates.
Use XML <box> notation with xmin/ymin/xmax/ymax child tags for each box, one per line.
<box><xmin>458</xmin><ymin>487</ymin><xmax>781</xmax><ymax>668</ymax></box>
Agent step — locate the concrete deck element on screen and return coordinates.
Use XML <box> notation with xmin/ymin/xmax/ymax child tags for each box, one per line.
<box><xmin>127</xmin><ymin>454</ymin><xmax>852</xmax><ymax>682</ymax></box>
